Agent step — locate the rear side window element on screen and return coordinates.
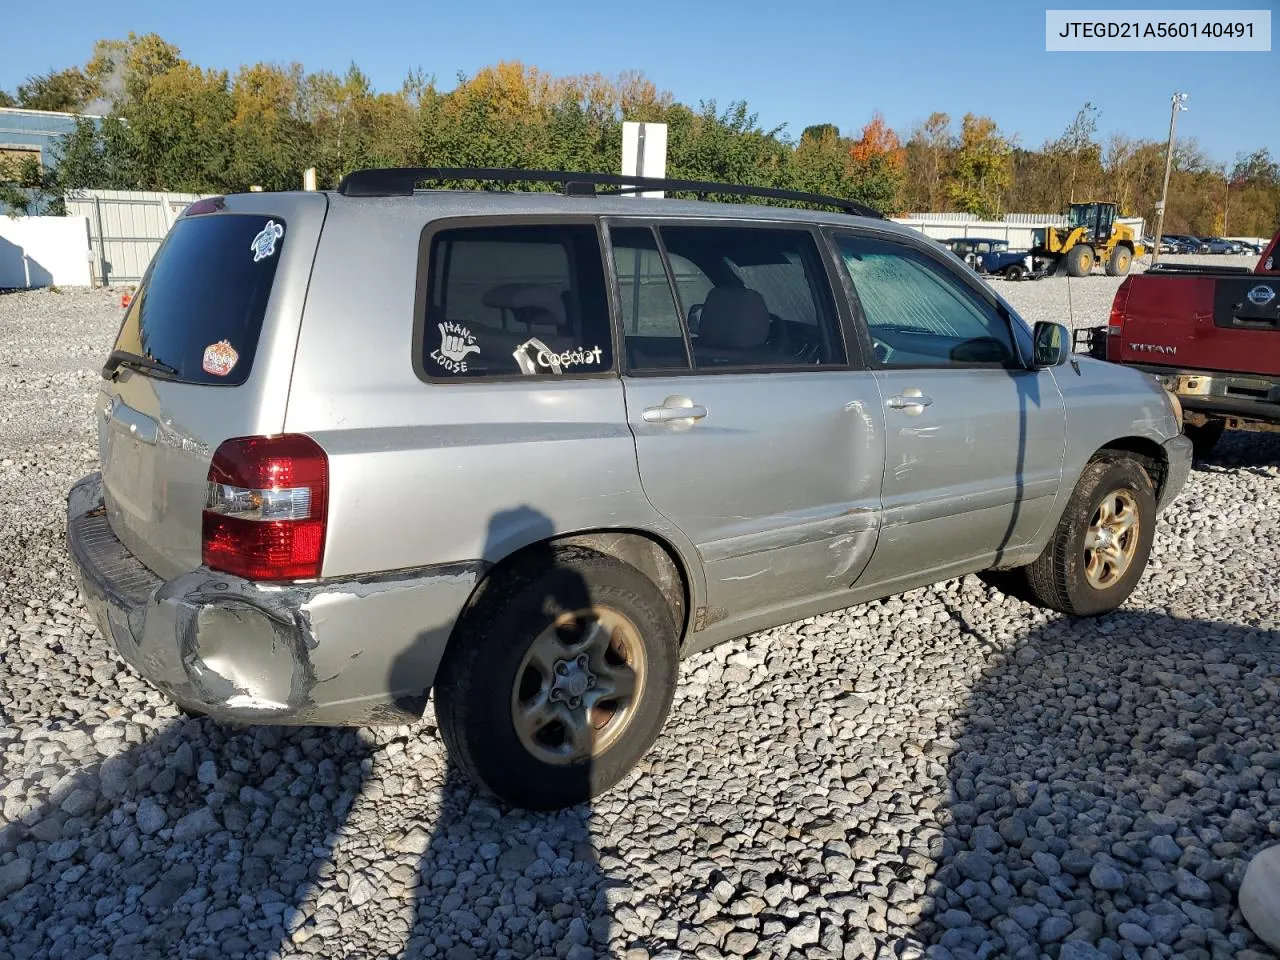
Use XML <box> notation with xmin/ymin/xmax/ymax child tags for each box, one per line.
<box><xmin>111</xmin><ymin>214</ymin><xmax>286</xmax><ymax>386</ymax></box>
<box><xmin>420</xmin><ymin>224</ymin><xmax>613</xmax><ymax>380</ymax></box>
<box><xmin>611</xmin><ymin>224</ymin><xmax>846</xmax><ymax>372</ymax></box>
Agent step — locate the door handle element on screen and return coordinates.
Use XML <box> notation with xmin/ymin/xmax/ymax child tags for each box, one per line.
<box><xmin>886</xmin><ymin>389</ymin><xmax>933</xmax><ymax>416</ymax></box>
<box><xmin>642</xmin><ymin>396</ymin><xmax>708</xmax><ymax>424</ymax></box>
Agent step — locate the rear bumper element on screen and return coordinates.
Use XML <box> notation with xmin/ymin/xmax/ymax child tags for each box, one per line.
<box><xmin>67</xmin><ymin>472</ymin><xmax>486</xmax><ymax>726</ymax></box>
<box><xmin>1135</xmin><ymin>367</ymin><xmax>1280</xmax><ymax>427</ymax></box>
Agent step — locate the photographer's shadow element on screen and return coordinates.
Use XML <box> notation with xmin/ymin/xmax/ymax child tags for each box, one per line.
<box><xmin>392</xmin><ymin>505</ymin><xmax>616</xmax><ymax>959</ymax></box>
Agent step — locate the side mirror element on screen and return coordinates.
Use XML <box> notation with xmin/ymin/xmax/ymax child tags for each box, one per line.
<box><xmin>1032</xmin><ymin>321</ymin><xmax>1071</xmax><ymax>368</ymax></box>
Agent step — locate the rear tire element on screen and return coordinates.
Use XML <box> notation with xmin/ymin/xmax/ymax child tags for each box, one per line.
<box><xmin>1105</xmin><ymin>245</ymin><xmax>1132</xmax><ymax>276</ymax></box>
<box><xmin>1004</xmin><ymin>264</ymin><xmax>1026</xmax><ymax>281</ymax></box>
<box><xmin>435</xmin><ymin>546</ymin><xmax>679</xmax><ymax>810</ymax></box>
<box><xmin>1184</xmin><ymin>419</ymin><xmax>1225</xmax><ymax>460</ymax></box>
<box><xmin>1018</xmin><ymin>456</ymin><xmax>1156</xmax><ymax>616</ymax></box>
<box><xmin>1066</xmin><ymin>244</ymin><xmax>1095</xmax><ymax>277</ymax></box>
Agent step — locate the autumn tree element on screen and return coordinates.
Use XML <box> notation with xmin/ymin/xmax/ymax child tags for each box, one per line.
<box><xmin>846</xmin><ymin>113</ymin><xmax>905</xmax><ymax>213</ymax></box>
<box><xmin>949</xmin><ymin>114</ymin><xmax>1012</xmax><ymax>218</ymax></box>
<box><xmin>902</xmin><ymin>112</ymin><xmax>952</xmax><ymax>212</ymax></box>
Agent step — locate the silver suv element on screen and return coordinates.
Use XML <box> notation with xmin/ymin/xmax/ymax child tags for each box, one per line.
<box><xmin>68</xmin><ymin>168</ymin><xmax>1192</xmax><ymax>809</ymax></box>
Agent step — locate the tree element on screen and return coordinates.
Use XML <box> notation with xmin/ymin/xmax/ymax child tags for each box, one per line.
<box><xmin>0</xmin><ymin>153</ymin><xmax>61</xmax><ymax>216</ymax></box>
<box><xmin>1048</xmin><ymin>102</ymin><xmax>1100</xmax><ymax>207</ymax></box>
<box><xmin>846</xmin><ymin>113</ymin><xmax>905</xmax><ymax>212</ymax></box>
<box><xmin>800</xmin><ymin>123</ymin><xmax>839</xmax><ymax>143</ymax></box>
<box><xmin>16</xmin><ymin>68</ymin><xmax>98</xmax><ymax>113</ymax></box>
<box><xmin>949</xmin><ymin>114</ymin><xmax>1012</xmax><ymax>218</ymax></box>
<box><xmin>0</xmin><ymin>89</ymin><xmax>16</xmax><ymax>107</ymax></box>
<box><xmin>903</xmin><ymin>112</ymin><xmax>952</xmax><ymax>212</ymax></box>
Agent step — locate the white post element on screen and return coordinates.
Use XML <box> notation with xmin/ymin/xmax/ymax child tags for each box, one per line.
<box><xmin>303</xmin><ymin>168</ymin><xmax>317</xmax><ymax>191</ymax></box>
<box><xmin>621</xmin><ymin>121</ymin><xmax>668</xmax><ymax>198</ymax></box>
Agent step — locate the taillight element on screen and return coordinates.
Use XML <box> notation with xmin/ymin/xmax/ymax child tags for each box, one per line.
<box><xmin>1102</xmin><ymin>276</ymin><xmax>1134</xmax><ymax>360</ymax></box>
<box><xmin>202</xmin><ymin>435</ymin><xmax>328</xmax><ymax>581</ymax></box>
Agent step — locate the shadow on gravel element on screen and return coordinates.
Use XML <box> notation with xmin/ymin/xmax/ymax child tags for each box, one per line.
<box><xmin>0</xmin><ymin>505</ymin><xmax>616</xmax><ymax>960</ymax></box>
<box><xmin>1195</xmin><ymin>431</ymin><xmax>1280</xmax><ymax>473</ymax></box>
<box><xmin>395</xmin><ymin>505</ymin><xmax>612</xmax><ymax>960</ymax></box>
<box><xmin>909</xmin><ymin>608</ymin><xmax>1280</xmax><ymax>960</ymax></box>
<box><xmin>0</xmin><ymin>718</ymin><xmax>373</xmax><ymax>960</ymax></box>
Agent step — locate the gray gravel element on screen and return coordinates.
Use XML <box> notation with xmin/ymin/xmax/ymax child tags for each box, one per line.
<box><xmin>1</xmin><ymin>284</ymin><xmax>1277</xmax><ymax>960</ymax></box>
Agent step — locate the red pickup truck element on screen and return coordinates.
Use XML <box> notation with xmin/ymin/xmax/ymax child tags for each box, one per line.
<box><xmin>1078</xmin><ymin>231</ymin><xmax>1280</xmax><ymax>457</ymax></box>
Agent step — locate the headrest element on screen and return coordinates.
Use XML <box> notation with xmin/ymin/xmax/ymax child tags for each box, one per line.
<box><xmin>697</xmin><ymin>286</ymin><xmax>770</xmax><ymax>350</ymax></box>
<box><xmin>481</xmin><ymin>283</ymin><xmax>567</xmax><ymax>329</ymax></box>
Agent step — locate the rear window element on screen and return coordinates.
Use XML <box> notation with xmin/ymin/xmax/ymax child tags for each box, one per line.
<box><xmin>111</xmin><ymin>214</ymin><xmax>286</xmax><ymax>386</ymax></box>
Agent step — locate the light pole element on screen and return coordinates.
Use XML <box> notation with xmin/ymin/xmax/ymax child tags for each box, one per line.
<box><xmin>1151</xmin><ymin>92</ymin><xmax>1188</xmax><ymax>266</ymax></box>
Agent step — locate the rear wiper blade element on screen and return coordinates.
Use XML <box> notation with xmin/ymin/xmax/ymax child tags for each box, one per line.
<box><xmin>102</xmin><ymin>350</ymin><xmax>178</xmax><ymax>380</ymax></box>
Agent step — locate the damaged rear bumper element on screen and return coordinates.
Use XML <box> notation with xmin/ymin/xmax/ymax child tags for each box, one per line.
<box><xmin>66</xmin><ymin>472</ymin><xmax>486</xmax><ymax>726</ymax></box>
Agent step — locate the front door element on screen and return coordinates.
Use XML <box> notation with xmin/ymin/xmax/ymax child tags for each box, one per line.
<box><xmin>831</xmin><ymin>230</ymin><xmax>1067</xmax><ymax>590</ymax></box>
<box><xmin>607</xmin><ymin>221</ymin><xmax>887</xmax><ymax>623</ymax></box>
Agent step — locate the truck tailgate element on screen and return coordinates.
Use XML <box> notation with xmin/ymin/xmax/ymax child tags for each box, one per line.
<box><xmin>1116</xmin><ymin>274</ymin><xmax>1280</xmax><ymax>377</ymax></box>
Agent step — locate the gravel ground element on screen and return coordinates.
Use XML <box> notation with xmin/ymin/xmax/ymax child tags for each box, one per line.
<box><xmin>1</xmin><ymin>276</ymin><xmax>1278</xmax><ymax>960</ymax></box>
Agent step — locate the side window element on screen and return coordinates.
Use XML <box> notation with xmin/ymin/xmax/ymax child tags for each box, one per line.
<box><xmin>836</xmin><ymin>234</ymin><xmax>1017</xmax><ymax>368</ymax></box>
<box><xmin>610</xmin><ymin>226</ymin><xmax>691</xmax><ymax>371</ymax></box>
<box><xmin>421</xmin><ymin>224</ymin><xmax>613</xmax><ymax>379</ymax></box>
<box><xmin>652</xmin><ymin>226</ymin><xmax>846</xmax><ymax>370</ymax></box>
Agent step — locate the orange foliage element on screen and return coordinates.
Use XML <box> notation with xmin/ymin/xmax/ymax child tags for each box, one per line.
<box><xmin>850</xmin><ymin>113</ymin><xmax>905</xmax><ymax>170</ymax></box>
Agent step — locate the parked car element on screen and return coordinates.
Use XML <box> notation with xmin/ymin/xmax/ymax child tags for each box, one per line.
<box><xmin>939</xmin><ymin>237</ymin><xmax>1048</xmax><ymax>280</ymax></box>
<box><xmin>1077</xmin><ymin>228</ymin><xmax>1280</xmax><ymax>458</ymax></box>
<box><xmin>67</xmin><ymin>168</ymin><xmax>1192</xmax><ymax>809</ymax></box>
<box><xmin>1162</xmin><ymin>235</ymin><xmax>1201</xmax><ymax>254</ymax></box>
<box><xmin>939</xmin><ymin>236</ymin><xmax>1004</xmax><ymax>269</ymax></box>
<box><xmin>978</xmin><ymin>246</ymin><xmax>1051</xmax><ymax>281</ymax></box>
<box><xmin>1201</xmin><ymin>237</ymin><xmax>1238</xmax><ymax>255</ymax></box>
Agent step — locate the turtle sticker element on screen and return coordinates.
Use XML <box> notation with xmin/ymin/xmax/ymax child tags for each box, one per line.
<box><xmin>202</xmin><ymin>340</ymin><xmax>239</xmax><ymax>377</ymax></box>
<box><xmin>249</xmin><ymin>220</ymin><xmax>284</xmax><ymax>262</ymax></box>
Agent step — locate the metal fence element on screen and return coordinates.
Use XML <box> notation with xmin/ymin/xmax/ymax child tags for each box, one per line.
<box><xmin>893</xmin><ymin>213</ymin><xmax>1147</xmax><ymax>251</ymax></box>
<box><xmin>63</xmin><ymin>189</ymin><xmax>215</xmax><ymax>285</ymax></box>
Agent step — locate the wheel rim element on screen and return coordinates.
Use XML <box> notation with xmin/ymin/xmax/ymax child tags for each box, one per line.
<box><xmin>510</xmin><ymin>606</ymin><xmax>647</xmax><ymax>765</ymax></box>
<box><xmin>1083</xmin><ymin>489</ymin><xmax>1140</xmax><ymax>589</ymax></box>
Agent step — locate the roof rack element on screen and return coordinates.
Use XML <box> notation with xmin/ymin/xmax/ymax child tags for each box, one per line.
<box><xmin>334</xmin><ymin>167</ymin><xmax>885</xmax><ymax>218</ymax></box>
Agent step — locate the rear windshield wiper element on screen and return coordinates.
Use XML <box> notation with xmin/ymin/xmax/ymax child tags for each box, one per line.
<box><xmin>102</xmin><ymin>350</ymin><xmax>179</xmax><ymax>381</ymax></box>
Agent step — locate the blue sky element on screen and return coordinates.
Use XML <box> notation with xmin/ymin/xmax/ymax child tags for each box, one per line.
<box><xmin>4</xmin><ymin>0</ymin><xmax>1277</xmax><ymax>165</ymax></box>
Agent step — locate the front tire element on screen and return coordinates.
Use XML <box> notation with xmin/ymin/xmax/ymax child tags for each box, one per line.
<box><xmin>435</xmin><ymin>546</ymin><xmax>679</xmax><ymax>809</ymax></box>
<box><xmin>1105</xmin><ymin>245</ymin><xmax>1133</xmax><ymax>276</ymax></box>
<box><xmin>1004</xmin><ymin>263</ymin><xmax>1026</xmax><ymax>281</ymax></box>
<box><xmin>1066</xmin><ymin>244</ymin><xmax>1095</xmax><ymax>277</ymax></box>
<box><xmin>1019</xmin><ymin>456</ymin><xmax>1156</xmax><ymax>616</ymax></box>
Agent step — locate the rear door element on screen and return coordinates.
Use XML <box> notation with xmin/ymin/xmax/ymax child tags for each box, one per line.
<box><xmin>830</xmin><ymin>229</ymin><xmax>1067</xmax><ymax>587</ymax></box>
<box><xmin>98</xmin><ymin>194</ymin><xmax>328</xmax><ymax>579</ymax></box>
<box><xmin>608</xmin><ymin>220</ymin><xmax>886</xmax><ymax>622</ymax></box>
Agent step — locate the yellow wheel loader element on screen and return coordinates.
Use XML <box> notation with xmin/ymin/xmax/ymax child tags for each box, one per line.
<box><xmin>1033</xmin><ymin>202</ymin><xmax>1145</xmax><ymax>278</ymax></box>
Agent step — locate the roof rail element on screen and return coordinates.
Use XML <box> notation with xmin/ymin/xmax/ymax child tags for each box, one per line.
<box><xmin>334</xmin><ymin>167</ymin><xmax>885</xmax><ymax>218</ymax></box>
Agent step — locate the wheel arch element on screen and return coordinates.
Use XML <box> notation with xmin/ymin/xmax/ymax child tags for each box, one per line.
<box><xmin>1091</xmin><ymin>435</ymin><xmax>1169</xmax><ymax>502</ymax></box>
<box><xmin>451</xmin><ymin>527</ymin><xmax>695</xmax><ymax>657</ymax></box>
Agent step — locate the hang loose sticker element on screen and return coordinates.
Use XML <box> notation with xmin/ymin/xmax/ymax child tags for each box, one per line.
<box><xmin>431</xmin><ymin>321</ymin><xmax>480</xmax><ymax>373</ymax></box>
